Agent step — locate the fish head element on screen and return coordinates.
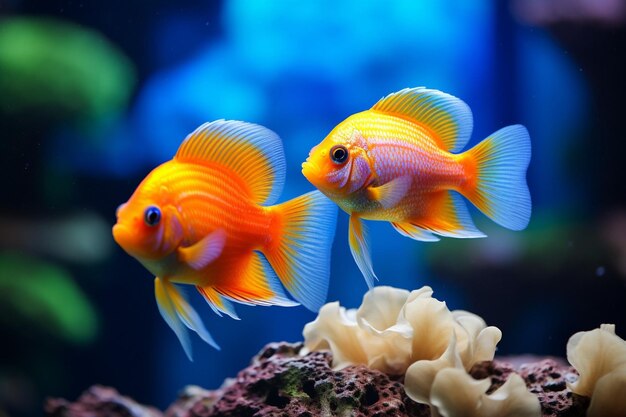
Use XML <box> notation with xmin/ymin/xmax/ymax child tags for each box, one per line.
<box><xmin>112</xmin><ymin>177</ymin><xmax>184</xmax><ymax>263</ymax></box>
<box><xmin>302</xmin><ymin>126</ymin><xmax>373</xmax><ymax>200</ymax></box>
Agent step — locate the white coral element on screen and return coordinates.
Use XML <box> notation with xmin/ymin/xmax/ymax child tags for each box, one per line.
<box><xmin>566</xmin><ymin>323</ymin><xmax>626</xmax><ymax>417</ymax></box>
<box><xmin>302</xmin><ymin>286</ymin><xmax>500</xmax><ymax>375</ymax></box>
<box><xmin>402</xmin><ymin>287</ymin><xmax>502</xmax><ymax>370</ymax></box>
<box><xmin>586</xmin><ymin>367</ymin><xmax>626</xmax><ymax>417</ymax></box>
<box><xmin>302</xmin><ymin>302</ymin><xmax>369</xmax><ymax>367</ymax></box>
<box><xmin>404</xmin><ymin>332</ymin><xmax>464</xmax><ymax>405</ymax></box>
<box><xmin>303</xmin><ymin>286</ymin><xmax>540</xmax><ymax>416</ymax></box>
<box><xmin>430</xmin><ymin>368</ymin><xmax>541</xmax><ymax>417</ymax></box>
<box><xmin>303</xmin><ymin>286</ymin><xmax>413</xmax><ymax>373</ymax></box>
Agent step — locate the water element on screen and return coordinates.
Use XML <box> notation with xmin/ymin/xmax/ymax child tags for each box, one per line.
<box><xmin>1</xmin><ymin>1</ymin><xmax>625</xmax><ymax>416</ymax></box>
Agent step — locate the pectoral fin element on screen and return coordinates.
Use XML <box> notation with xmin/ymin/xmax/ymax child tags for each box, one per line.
<box><xmin>178</xmin><ymin>229</ymin><xmax>226</xmax><ymax>270</ymax></box>
<box><xmin>348</xmin><ymin>215</ymin><xmax>377</xmax><ymax>288</ymax></box>
<box><xmin>367</xmin><ymin>176</ymin><xmax>411</xmax><ymax>209</ymax></box>
<box><xmin>155</xmin><ymin>277</ymin><xmax>220</xmax><ymax>361</ymax></box>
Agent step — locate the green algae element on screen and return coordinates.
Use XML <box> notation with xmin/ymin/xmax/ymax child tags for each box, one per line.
<box><xmin>279</xmin><ymin>366</ymin><xmax>361</xmax><ymax>415</ymax></box>
<box><xmin>0</xmin><ymin>17</ymin><xmax>135</xmax><ymax>128</ymax></box>
<box><xmin>281</xmin><ymin>367</ymin><xmax>311</xmax><ymax>399</ymax></box>
<box><xmin>0</xmin><ymin>253</ymin><xmax>98</xmax><ymax>344</ymax></box>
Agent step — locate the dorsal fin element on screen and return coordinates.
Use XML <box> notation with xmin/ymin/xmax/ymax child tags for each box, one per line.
<box><xmin>371</xmin><ymin>87</ymin><xmax>473</xmax><ymax>153</ymax></box>
<box><xmin>175</xmin><ymin>120</ymin><xmax>286</xmax><ymax>205</ymax></box>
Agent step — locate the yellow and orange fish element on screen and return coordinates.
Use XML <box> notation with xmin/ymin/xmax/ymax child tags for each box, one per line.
<box><xmin>302</xmin><ymin>87</ymin><xmax>531</xmax><ymax>286</ymax></box>
<box><xmin>113</xmin><ymin>120</ymin><xmax>337</xmax><ymax>359</ymax></box>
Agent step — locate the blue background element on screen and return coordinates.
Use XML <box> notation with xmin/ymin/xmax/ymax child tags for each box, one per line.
<box><xmin>1</xmin><ymin>1</ymin><xmax>625</xmax><ymax>415</ymax></box>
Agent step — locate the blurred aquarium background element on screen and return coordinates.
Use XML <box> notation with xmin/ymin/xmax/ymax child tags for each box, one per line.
<box><xmin>1</xmin><ymin>0</ymin><xmax>625</xmax><ymax>416</ymax></box>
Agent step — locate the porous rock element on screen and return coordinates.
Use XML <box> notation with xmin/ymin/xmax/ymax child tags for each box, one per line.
<box><xmin>46</xmin><ymin>343</ymin><xmax>591</xmax><ymax>417</ymax></box>
<box><xmin>470</xmin><ymin>358</ymin><xmax>589</xmax><ymax>417</ymax></box>
<box><xmin>165</xmin><ymin>342</ymin><xmax>430</xmax><ymax>417</ymax></box>
<box><xmin>518</xmin><ymin>359</ymin><xmax>589</xmax><ymax>417</ymax></box>
<box><xmin>167</xmin><ymin>344</ymin><xmax>589</xmax><ymax>417</ymax></box>
<box><xmin>45</xmin><ymin>385</ymin><xmax>162</xmax><ymax>417</ymax></box>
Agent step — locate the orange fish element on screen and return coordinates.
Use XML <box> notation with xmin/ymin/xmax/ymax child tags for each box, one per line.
<box><xmin>302</xmin><ymin>87</ymin><xmax>531</xmax><ymax>286</ymax></box>
<box><xmin>113</xmin><ymin>120</ymin><xmax>337</xmax><ymax>359</ymax></box>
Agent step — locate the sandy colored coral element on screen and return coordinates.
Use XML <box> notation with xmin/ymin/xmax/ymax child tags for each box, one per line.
<box><xmin>303</xmin><ymin>286</ymin><xmax>501</xmax><ymax>376</ymax></box>
<box><xmin>586</xmin><ymin>367</ymin><xmax>626</xmax><ymax>417</ymax></box>
<box><xmin>302</xmin><ymin>285</ymin><xmax>537</xmax><ymax>416</ymax></box>
<box><xmin>566</xmin><ymin>324</ymin><xmax>626</xmax><ymax>396</ymax></box>
<box><xmin>303</xmin><ymin>286</ymin><xmax>413</xmax><ymax>374</ymax></box>
<box><xmin>430</xmin><ymin>368</ymin><xmax>541</xmax><ymax>417</ymax></box>
<box><xmin>566</xmin><ymin>324</ymin><xmax>626</xmax><ymax>416</ymax></box>
<box><xmin>403</xmin><ymin>333</ymin><xmax>463</xmax><ymax>404</ymax></box>
<box><xmin>405</xmin><ymin>335</ymin><xmax>541</xmax><ymax>417</ymax></box>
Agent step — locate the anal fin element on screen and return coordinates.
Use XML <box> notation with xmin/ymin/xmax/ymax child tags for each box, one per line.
<box><xmin>214</xmin><ymin>251</ymin><xmax>298</xmax><ymax>307</ymax></box>
<box><xmin>197</xmin><ymin>286</ymin><xmax>240</xmax><ymax>320</ymax></box>
<box><xmin>428</xmin><ymin>191</ymin><xmax>485</xmax><ymax>238</ymax></box>
<box><xmin>394</xmin><ymin>191</ymin><xmax>485</xmax><ymax>240</ymax></box>
<box><xmin>391</xmin><ymin>222</ymin><xmax>440</xmax><ymax>241</ymax></box>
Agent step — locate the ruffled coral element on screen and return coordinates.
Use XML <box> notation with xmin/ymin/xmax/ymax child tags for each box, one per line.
<box><xmin>303</xmin><ymin>285</ymin><xmax>541</xmax><ymax>416</ymax></box>
<box><xmin>430</xmin><ymin>369</ymin><xmax>541</xmax><ymax>417</ymax></box>
<box><xmin>303</xmin><ymin>286</ymin><xmax>500</xmax><ymax>375</ymax></box>
<box><xmin>586</xmin><ymin>368</ymin><xmax>626</xmax><ymax>417</ymax></box>
<box><xmin>404</xmin><ymin>333</ymin><xmax>463</xmax><ymax>405</ymax></box>
<box><xmin>303</xmin><ymin>287</ymin><xmax>414</xmax><ymax>374</ymax></box>
<box><xmin>566</xmin><ymin>323</ymin><xmax>626</xmax><ymax>416</ymax></box>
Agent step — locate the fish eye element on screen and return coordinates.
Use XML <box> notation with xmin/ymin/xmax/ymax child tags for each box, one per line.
<box><xmin>144</xmin><ymin>206</ymin><xmax>161</xmax><ymax>227</ymax></box>
<box><xmin>330</xmin><ymin>145</ymin><xmax>348</xmax><ymax>164</ymax></box>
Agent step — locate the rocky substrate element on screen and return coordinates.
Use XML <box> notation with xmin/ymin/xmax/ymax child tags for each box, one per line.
<box><xmin>46</xmin><ymin>342</ymin><xmax>590</xmax><ymax>417</ymax></box>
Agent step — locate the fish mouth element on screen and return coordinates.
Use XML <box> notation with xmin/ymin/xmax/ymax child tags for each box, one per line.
<box><xmin>301</xmin><ymin>159</ymin><xmax>319</xmax><ymax>182</ymax></box>
<box><xmin>112</xmin><ymin>223</ymin><xmax>132</xmax><ymax>247</ymax></box>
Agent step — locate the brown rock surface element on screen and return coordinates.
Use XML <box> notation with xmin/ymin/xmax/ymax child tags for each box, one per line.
<box><xmin>46</xmin><ymin>343</ymin><xmax>590</xmax><ymax>417</ymax></box>
<box><xmin>45</xmin><ymin>385</ymin><xmax>162</xmax><ymax>417</ymax></box>
<box><xmin>165</xmin><ymin>342</ymin><xmax>430</xmax><ymax>417</ymax></box>
<box><xmin>470</xmin><ymin>358</ymin><xmax>589</xmax><ymax>417</ymax></box>
<box><xmin>518</xmin><ymin>359</ymin><xmax>589</xmax><ymax>417</ymax></box>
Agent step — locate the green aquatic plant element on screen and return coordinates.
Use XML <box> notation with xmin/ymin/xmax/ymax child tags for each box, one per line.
<box><xmin>0</xmin><ymin>17</ymin><xmax>135</xmax><ymax>128</ymax></box>
<box><xmin>0</xmin><ymin>253</ymin><xmax>98</xmax><ymax>344</ymax></box>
